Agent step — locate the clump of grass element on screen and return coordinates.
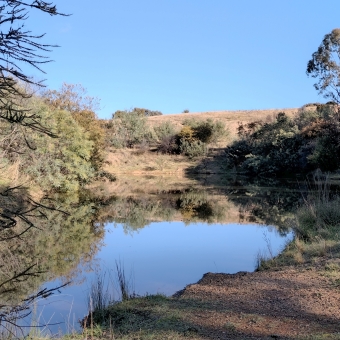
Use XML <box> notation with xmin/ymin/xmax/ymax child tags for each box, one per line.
<box><xmin>115</xmin><ymin>260</ymin><xmax>135</xmax><ymax>302</ymax></box>
<box><xmin>83</xmin><ymin>260</ymin><xmax>136</xmax><ymax>330</ymax></box>
<box><xmin>223</xmin><ymin>321</ymin><xmax>236</xmax><ymax>331</ymax></box>
<box><xmin>87</xmin><ymin>272</ymin><xmax>112</xmax><ymax>326</ymax></box>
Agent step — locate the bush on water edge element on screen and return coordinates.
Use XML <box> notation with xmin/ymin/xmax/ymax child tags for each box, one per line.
<box><xmin>256</xmin><ymin>175</ymin><xmax>340</xmax><ymax>271</ymax></box>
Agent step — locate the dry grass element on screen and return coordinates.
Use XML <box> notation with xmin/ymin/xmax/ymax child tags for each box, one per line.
<box><xmin>105</xmin><ymin>148</ymin><xmax>196</xmax><ymax>175</ymax></box>
<box><xmin>147</xmin><ymin>108</ymin><xmax>298</xmax><ymax>141</ymax></box>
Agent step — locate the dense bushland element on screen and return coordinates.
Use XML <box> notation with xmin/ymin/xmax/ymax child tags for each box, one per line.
<box><xmin>153</xmin><ymin>118</ymin><xmax>228</xmax><ymax>158</ymax></box>
<box><xmin>106</xmin><ymin>111</ymin><xmax>228</xmax><ymax>159</ymax></box>
<box><xmin>225</xmin><ymin>103</ymin><xmax>340</xmax><ymax>176</ymax></box>
<box><xmin>0</xmin><ymin>83</ymin><xmax>111</xmax><ymax>192</ymax></box>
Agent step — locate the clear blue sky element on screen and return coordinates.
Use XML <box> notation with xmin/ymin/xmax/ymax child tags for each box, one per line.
<box><xmin>25</xmin><ymin>0</ymin><xmax>340</xmax><ymax>118</ymax></box>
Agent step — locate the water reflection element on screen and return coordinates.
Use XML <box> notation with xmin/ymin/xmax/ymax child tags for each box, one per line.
<box><xmin>97</xmin><ymin>181</ymin><xmax>303</xmax><ymax>235</ymax></box>
<box><xmin>0</xmin><ymin>177</ymin><xmax>324</xmax><ymax>334</ymax></box>
<box><xmin>0</xmin><ymin>187</ymin><xmax>105</xmax><ymax>332</ymax></box>
<box><xmin>41</xmin><ymin>221</ymin><xmax>292</xmax><ymax>334</ymax></box>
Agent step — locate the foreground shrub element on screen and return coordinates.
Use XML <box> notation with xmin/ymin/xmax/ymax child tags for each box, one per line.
<box><xmin>43</xmin><ymin>83</ymin><xmax>106</xmax><ymax>173</ymax></box>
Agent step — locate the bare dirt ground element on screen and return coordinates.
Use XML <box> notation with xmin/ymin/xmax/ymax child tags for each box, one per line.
<box><xmin>175</xmin><ymin>263</ymin><xmax>340</xmax><ymax>339</ymax></box>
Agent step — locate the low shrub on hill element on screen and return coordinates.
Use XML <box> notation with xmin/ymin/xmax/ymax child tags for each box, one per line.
<box><xmin>182</xmin><ymin>118</ymin><xmax>227</xmax><ymax>144</ymax></box>
<box><xmin>179</xmin><ymin>119</ymin><xmax>227</xmax><ymax>158</ymax></box>
<box><xmin>107</xmin><ymin>110</ymin><xmax>155</xmax><ymax>148</ymax></box>
<box><xmin>114</xmin><ymin>107</ymin><xmax>162</xmax><ymax>118</ymax></box>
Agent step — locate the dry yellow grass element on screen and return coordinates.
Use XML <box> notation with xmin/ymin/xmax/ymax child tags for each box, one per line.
<box><xmin>147</xmin><ymin>108</ymin><xmax>299</xmax><ymax>140</ymax></box>
<box><xmin>105</xmin><ymin>148</ymin><xmax>196</xmax><ymax>175</ymax></box>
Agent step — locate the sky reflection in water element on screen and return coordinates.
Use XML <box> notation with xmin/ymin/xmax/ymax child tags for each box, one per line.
<box><xmin>38</xmin><ymin>221</ymin><xmax>292</xmax><ymax>333</ymax></box>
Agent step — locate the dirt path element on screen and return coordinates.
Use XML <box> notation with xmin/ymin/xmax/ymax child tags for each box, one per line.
<box><xmin>176</xmin><ymin>266</ymin><xmax>340</xmax><ymax>339</ymax></box>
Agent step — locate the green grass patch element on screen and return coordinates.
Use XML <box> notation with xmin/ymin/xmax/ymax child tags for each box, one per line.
<box><xmin>82</xmin><ymin>294</ymin><xmax>204</xmax><ymax>339</ymax></box>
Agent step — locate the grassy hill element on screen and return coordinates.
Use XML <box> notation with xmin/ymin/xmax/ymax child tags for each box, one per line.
<box><xmin>147</xmin><ymin>108</ymin><xmax>298</xmax><ymax>141</ymax></box>
<box><xmin>104</xmin><ymin>108</ymin><xmax>299</xmax><ymax>178</ymax></box>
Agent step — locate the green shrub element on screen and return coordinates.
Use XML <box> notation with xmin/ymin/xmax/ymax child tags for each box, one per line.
<box><xmin>179</xmin><ymin>138</ymin><xmax>208</xmax><ymax>158</ymax></box>
<box><xmin>175</xmin><ymin>119</ymin><xmax>228</xmax><ymax>158</ymax></box>
<box><xmin>193</xmin><ymin>121</ymin><xmax>213</xmax><ymax>143</ymax></box>
<box><xmin>304</xmin><ymin>121</ymin><xmax>340</xmax><ymax>171</ymax></box>
<box><xmin>108</xmin><ymin>110</ymin><xmax>153</xmax><ymax>148</ymax></box>
<box><xmin>182</xmin><ymin>118</ymin><xmax>228</xmax><ymax>144</ymax></box>
<box><xmin>154</xmin><ymin>121</ymin><xmax>177</xmax><ymax>140</ymax></box>
<box><xmin>226</xmin><ymin>113</ymin><xmax>306</xmax><ymax>175</ymax></box>
<box><xmin>42</xmin><ymin>83</ymin><xmax>107</xmax><ymax>175</ymax></box>
<box><xmin>22</xmin><ymin>108</ymin><xmax>95</xmax><ymax>191</ymax></box>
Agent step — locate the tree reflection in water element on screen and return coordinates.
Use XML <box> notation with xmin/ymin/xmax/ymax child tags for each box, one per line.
<box><xmin>0</xmin><ymin>176</ymin><xmax>333</xmax><ymax>334</ymax></box>
<box><xmin>0</xmin><ymin>186</ymin><xmax>105</xmax><ymax>335</ymax></box>
<box><xmin>94</xmin><ymin>177</ymin><xmax>312</xmax><ymax>235</ymax></box>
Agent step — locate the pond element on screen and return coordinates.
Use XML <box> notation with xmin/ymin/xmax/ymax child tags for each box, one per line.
<box><xmin>37</xmin><ymin>221</ymin><xmax>291</xmax><ymax>334</ymax></box>
<box><xmin>0</xmin><ymin>177</ymin><xmax>309</xmax><ymax>335</ymax></box>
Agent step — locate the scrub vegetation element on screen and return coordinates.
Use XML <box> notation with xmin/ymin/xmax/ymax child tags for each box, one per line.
<box><xmin>224</xmin><ymin>103</ymin><xmax>340</xmax><ymax>176</ymax></box>
<box><xmin>256</xmin><ymin>174</ymin><xmax>340</xmax><ymax>271</ymax></box>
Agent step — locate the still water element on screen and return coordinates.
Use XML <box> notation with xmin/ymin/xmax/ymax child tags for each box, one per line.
<box><xmin>1</xmin><ymin>179</ymin><xmax>303</xmax><ymax>334</ymax></box>
<box><xmin>36</xmin><ymin>221</ymin><xmax>291</xmax><ymax>334</ymax></box>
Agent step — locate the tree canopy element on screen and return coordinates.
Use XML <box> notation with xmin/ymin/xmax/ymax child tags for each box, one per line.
<box><xmin>307</xmin><ymin>28</ymin><xmax>340</xmax><ymax>104</ymax></box>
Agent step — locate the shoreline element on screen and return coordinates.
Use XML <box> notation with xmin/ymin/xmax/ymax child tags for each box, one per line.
<box><xmin>82</xmin><ymin>259</ymin><xmax>340</xmax><ymax>339</ymax></box>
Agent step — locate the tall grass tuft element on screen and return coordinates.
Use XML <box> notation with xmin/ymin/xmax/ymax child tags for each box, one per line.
<box><xmin>115</xmin><ymin>260</ymin><xmax>135</xmax><ymax>301</ymax></box>
<box><xmin>84</xmin><ymin>261</ymin><xmax>136</xmax><ymax>330</ymax></box>
<box><xmin>88</xmin><ymin>272</ymin><xmax>112</xmax><ymax>313</ymax></box>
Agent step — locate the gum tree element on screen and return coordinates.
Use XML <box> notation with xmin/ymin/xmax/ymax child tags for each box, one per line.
<box><xmin>307</xmin><ymin>28</ymin><xmax>340</xmax><ymax>104</ymax></box>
